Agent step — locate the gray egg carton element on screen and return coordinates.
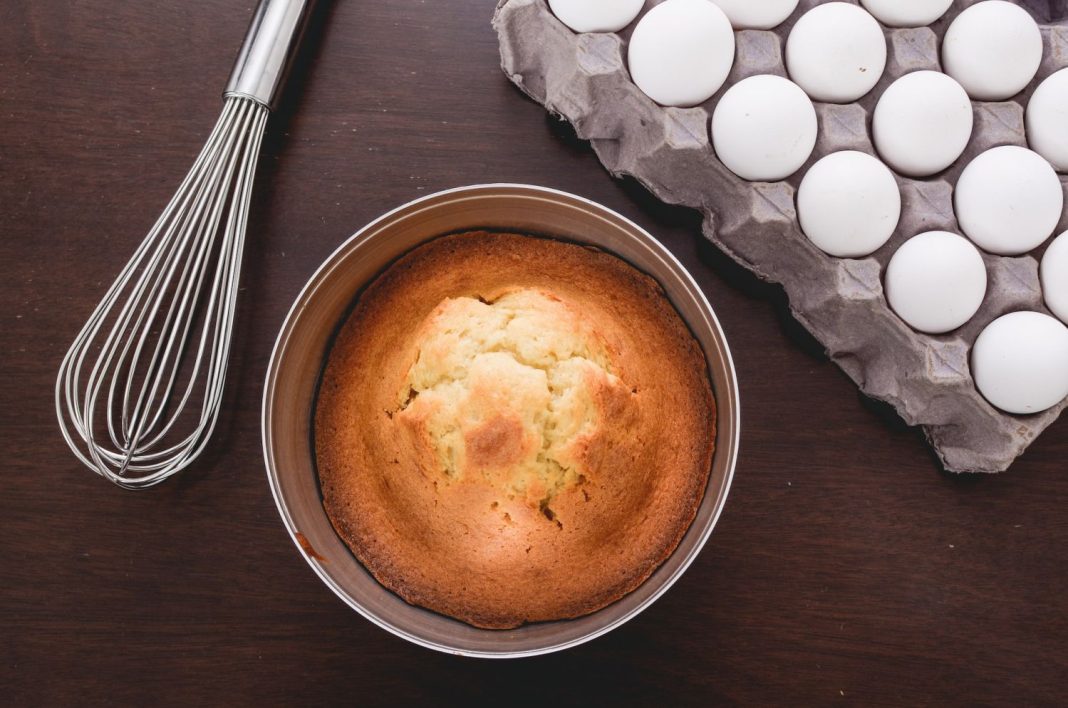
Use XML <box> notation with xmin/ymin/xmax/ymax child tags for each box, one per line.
<box><xmin>493</xmin><ymin>0</ymin><xmax>1068</xmax><ymax>473</ymax></box>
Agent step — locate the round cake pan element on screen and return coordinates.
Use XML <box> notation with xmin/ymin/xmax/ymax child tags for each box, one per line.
<box><xmin>262</xmin><ymin>183</ymin><xmax>740</xmax><ymax>657</ymax></box>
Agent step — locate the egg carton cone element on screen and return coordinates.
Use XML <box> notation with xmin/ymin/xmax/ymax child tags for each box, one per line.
<box><xmin>493</xmin><ymin>0</ymin><xmax>1068</xmax><ymax>473</ymax></box>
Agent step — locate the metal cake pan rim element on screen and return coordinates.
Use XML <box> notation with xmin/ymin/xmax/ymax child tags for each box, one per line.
<box><xmin>262</xmin><ymin>183</ymin><xmax>741</xmax><ymax>657</ymax></box>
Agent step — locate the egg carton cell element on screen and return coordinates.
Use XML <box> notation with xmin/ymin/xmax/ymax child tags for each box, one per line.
<box><xmin>494</xmin><ymin>0</ymin><xmax>1068</xmax><ymax>473</ymax></box>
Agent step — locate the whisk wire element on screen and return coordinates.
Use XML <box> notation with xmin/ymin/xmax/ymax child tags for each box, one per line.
<box><xmin>56</xmin><ymin>96</ymin><xmax>270</xmax><ymax>488</ymax></box>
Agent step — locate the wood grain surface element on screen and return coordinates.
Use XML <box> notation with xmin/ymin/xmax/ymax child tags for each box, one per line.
<box><xmin>2</xmin><ymin>1</ymin><xmax>1066</xmax><ymax>704</ymax></box>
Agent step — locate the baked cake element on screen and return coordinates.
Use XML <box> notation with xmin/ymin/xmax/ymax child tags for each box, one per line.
<box><xmin>314</xmin><ymin>231</ymin><xmax>715</xmax><ymax>629</ymax></box>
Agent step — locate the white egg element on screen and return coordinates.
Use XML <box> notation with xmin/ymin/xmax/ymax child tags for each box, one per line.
<box><xmin>627</xmin><ymin>0</ymin><xmax>735</xmax><ymax>107</ymax></box>
<box><xmin>859</xmin><ymin>0</ymin><xmax>953</xmax><ymax>27</ymax></box>
<box><xmin>786</xmin><ymin>2</ymin><xmax>887</xmax><ymax>103</ymax></box>
<box><xmin>711</xmin><ymin>74</ymin><xmax>817</xmax><ymax>181</ymax></box>
<box><xmin>708</xmin><ymin>0</ymin><xmax>799</xmax><ymax>29</ymax></box>
<box><xmin>1027</xmin><ymin>68</ymin><xmax>1068</xmax><ymax>173</ymax></box>
<box><xmin>942</xmin><ymin>0</ymin><xmax>1042</xmax><ymax>101</ymax></box>
<box><xmin>972</xmin><ymin>311</ymin><xmax>1068</xmax><ymax>415</ymax></box>
<box><xmin>885</xmin><ymin>231</ymin><xmax>988</xmax><ymax>334</ymax></box>
<box><xmin>953</xmin><ymin>146</ymin><xmax>1063</xmax><ymax>256</ymax></box>
<box><xmin>1042</xmin><ymin>231</ymin><xmax>1068</xmax><ymax>324</ymax></box>
<box><xmin>873</xmin><ymin>71</ymin><xmax>973</xmax><ymax>177</ymax></box>
<box><xmin>548</xmin><ymin>0</ymin><xmax>645</xmax><ymax>33</ymax></box>
<box><xmin>798</xmin><ymin>151</ymin><xmax>901</xmax><ymax>257</ymax></box>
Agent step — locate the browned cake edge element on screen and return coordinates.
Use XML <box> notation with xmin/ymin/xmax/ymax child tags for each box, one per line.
<box><xmin>314</xmin><ymin>231</ymin><xmax>716</xmax><ymax>629</ymax></box>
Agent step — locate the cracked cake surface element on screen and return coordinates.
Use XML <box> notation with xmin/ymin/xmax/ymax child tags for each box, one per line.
<box><xmin>315</xmin><ymin>231</ymin><xmax>716</xmax><ymax>628</ymax></box>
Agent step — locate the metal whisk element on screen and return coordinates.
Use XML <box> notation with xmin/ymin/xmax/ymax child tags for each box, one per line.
<box><xmin>56</xmin><ymin>0</ymin><xmax>317</xmax><ymax>489</ymax></box>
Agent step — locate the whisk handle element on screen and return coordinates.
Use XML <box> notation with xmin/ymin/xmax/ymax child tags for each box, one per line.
<box><xmin>225</xmin><ymin>0</ymin><xmax>317</xmax><ymax>110</ymax></box>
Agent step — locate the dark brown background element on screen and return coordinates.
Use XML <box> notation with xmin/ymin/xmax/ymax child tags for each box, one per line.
<box><xmin>2</xmin><ymin>1</ymin><xmax>1066</xmax><ymax>705</ymax></box>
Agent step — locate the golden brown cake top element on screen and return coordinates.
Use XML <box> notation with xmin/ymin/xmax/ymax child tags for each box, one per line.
<box><xmin>315</xmin><ymin>231</ymin><xmax>715</xmax><ymax>628</ymax></box>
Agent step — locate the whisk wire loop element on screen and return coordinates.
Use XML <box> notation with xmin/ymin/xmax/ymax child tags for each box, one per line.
<box><xmin>56</xmin><ymin>96</ymin><xmax>270</xmax><ymax>489</ymax></box>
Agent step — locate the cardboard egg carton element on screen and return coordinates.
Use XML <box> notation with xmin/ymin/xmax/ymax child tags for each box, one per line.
<box><xmin>493</xmin><ymin>0</ymin><xmax>1068</xmax><ymax>472</ymax></box>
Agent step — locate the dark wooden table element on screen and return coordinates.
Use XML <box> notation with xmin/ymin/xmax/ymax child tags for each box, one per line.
<box><xmin>3</xmin><ymin>1</ymin><xmax>1066</xmax><ymax>704</ymax></box>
